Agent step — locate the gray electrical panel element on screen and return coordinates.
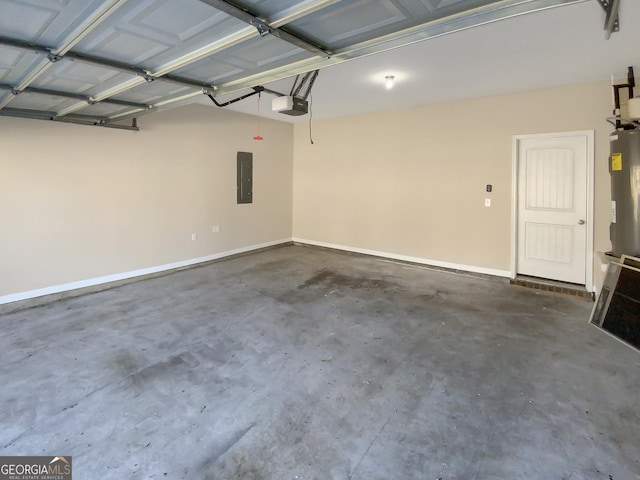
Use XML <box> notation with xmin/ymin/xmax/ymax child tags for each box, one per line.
<box><xmin>237</xmin><ymin>152</ymin><xmax>253</xmax><ymax>204</ymax></box>
<box><xmin>610</xmin><ymin>130</ymin><xmax>640</xmax><ymax>257</ymax></box>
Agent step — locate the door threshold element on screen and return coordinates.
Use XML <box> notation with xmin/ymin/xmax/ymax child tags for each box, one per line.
<box><xmin>510</xmin><ymin>276</ymin><xmax>594</xmax><ymax>301</ymax></box>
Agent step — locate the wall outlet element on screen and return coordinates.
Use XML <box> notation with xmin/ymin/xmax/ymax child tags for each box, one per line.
<box><xmin>484</xmin><ymin>198</ymin><xmax>491</xmax><ymax>207</ymax></box>
<box><xmin>191</xmin><ymin>233</ymin><xmax>197</xmax><ymax>241</ymax></box>
<box><xmin>212</xmin><ymin>225</ymin><xmax>220</xmax><ymax>233</ymax></box>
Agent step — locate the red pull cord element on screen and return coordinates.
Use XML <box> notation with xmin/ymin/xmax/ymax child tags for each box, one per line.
<box><xmin>253</xmin><ymin>91</ymin><xmax>263</xmax><ymax>141</ymax></box>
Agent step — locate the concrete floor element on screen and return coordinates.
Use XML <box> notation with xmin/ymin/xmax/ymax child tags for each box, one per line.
<box><xmin>1</xmin><ymin>245</ymin><xmax>639</xmax><ymax>480</ymax></box>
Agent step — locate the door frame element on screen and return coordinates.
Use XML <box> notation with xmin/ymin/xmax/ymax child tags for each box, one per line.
<box><xmin>510</xmin><ymin>130</ymin><xmax>595</xmax><ymax>292</ymax></box>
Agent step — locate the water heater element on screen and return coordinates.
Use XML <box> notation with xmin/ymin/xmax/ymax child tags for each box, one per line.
<box><xmin>610</xmin><ymin>129</ymin><xmax>640</xmax><ymax>257</ymax></box>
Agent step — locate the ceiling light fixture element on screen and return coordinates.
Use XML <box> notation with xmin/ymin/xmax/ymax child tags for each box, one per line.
<box><xmin>385</xmin><ymin>75</ymin><xmax>395</xmax><ymax>90</ymax></box>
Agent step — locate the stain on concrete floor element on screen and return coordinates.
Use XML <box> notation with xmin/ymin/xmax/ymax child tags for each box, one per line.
<box><xmin>1</xmin><ymin>245</ymin><xmax>639</xmax><ymax>479</ymax></box>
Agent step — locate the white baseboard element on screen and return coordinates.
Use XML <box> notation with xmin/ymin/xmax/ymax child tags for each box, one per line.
<box><xmin>0</xmin><ymin>238</ymin><xmax>292</xmax><ymax>306</ymax></box>
<box><xmin>1</xmin><ymin>237</ymin><xmax>511</xmax><ymax>308</ymax></box>
<box><xmin>292</xmin><ymin>237</ymin><xmax>512</xmax><ymax>278</ymax></box>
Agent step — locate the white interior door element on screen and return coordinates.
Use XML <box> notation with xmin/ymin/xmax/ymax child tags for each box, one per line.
<box><xmin>516</xmin><ymin>133</ymin><xmax>589</xmax><ymax>284</ymax></box>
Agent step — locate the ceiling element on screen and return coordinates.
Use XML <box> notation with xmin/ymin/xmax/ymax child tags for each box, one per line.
<box><xmin>0</xmin><ymin>0</ymin><xmax>634</xmax><ymax>130</ymax></box>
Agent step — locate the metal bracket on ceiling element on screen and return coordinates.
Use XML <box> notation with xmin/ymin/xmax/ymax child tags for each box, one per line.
<box><xmin>136</xmin><ymin>71</ymin><xmax>154</xmax><ymax>83</ymax></box>
<box><xmin>290</xmin><ymin>70</ymin><xmax>319</xmax><ymax>101</ymax></box>
<box><xmin>251</xmin><ymin>19</ymin><xmax>270</xmax><ymax>37</ymax></box>
<box><xmin>47</xmin><ymin>53</ymin><xmax>63</xmax><ymax>63</ymax></box>
<box><xmin>597</xmin><ymin>0</ymin><xmax>620</xmax><ymax>39</ymax></box>
<box><xmin>197</xmin><ymin>0</ymin><xmax>331</xmax><ymax>57</ymax></box>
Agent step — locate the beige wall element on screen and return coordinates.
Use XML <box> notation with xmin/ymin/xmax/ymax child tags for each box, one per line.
<box><xmin>293</xmin><ymin>81</ymin><xmax>615</xmax><ymax>288</ymax></box>
<box><xmin>0</xmin><ymin>80</ymin><xmax>622</xmax><ymax>300</ymax></box>
<box><xmin>0</xmin><ymin>104</ymin><xmax>293</xmax><ymax>298</ymax></box>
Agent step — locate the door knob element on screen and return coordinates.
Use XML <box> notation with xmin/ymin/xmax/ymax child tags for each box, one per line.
<box><xmin>578</xmin><ymin>219</ymin><xmax>585</xmax><ymax>225</ymax></box>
